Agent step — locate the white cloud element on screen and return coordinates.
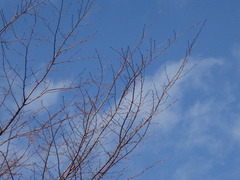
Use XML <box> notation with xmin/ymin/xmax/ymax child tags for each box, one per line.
<box><xmin>133</xmin><ymin>55</ymin><xmax>240</xmax><ymax>179</ymax></box>
<box><xmin>154</xmin><ymin>55</ymin><xmax>240</xmax><ymax>178</ymax></box>
<box><xmin>25</xmin><ymin>79</ymin><xmax>70</xmax><ymax>111</ymax></box>
<box><xmin>150</xmin><ymin>57</ymin><xmax>224</xmax><ymax>130</ymax></box>
<box><xmin>174</xmin><ymin>160</ymin><xmax>212</xmax><ymax>180</ymax></box>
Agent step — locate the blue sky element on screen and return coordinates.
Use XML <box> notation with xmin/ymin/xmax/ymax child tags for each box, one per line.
<box><xmin>89</xmin><ymin>0</ymin><xmax>240</xmax><ymax>179</ymax></box>
<box><xmin>1</xmin><ymin>0</ymin><xmax>240</xmax><ymax>179</ymax></box>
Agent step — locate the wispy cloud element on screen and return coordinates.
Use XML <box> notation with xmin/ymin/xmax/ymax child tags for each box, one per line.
<box><xmin>173</xmin><ymin>159</ymin><xmax>213</xmax><ymax>180</ymax></box>
<box><xmin>25</xmin><ymin>79</ymin><xmax>69</xmax><ymax>111</ymax></box>
<box><xmin>166</xmin><ymin>56</ymin><xmax>240</xmax><ymax>178</ymax></box>
<box><xmin>130</xmin><ymin>53</ymin><xmax>240</xmax><ymax>179</ymax></box>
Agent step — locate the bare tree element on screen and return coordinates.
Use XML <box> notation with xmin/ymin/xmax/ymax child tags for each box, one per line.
<box><xmin>0</xmin><ymin>0</ymin><xmax>205</xmax><ymax>179</ymax></box>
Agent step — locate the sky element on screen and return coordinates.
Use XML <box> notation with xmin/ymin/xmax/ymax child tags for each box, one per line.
<box><xmin>1</xmin><ymin>0</ymin><xmax>240</xmax><ymax>179</ymax></box>
<box><xmin>90</xmin><ymin>0</ymin><xmax>240</xmax><ymax>180</ymax></box>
